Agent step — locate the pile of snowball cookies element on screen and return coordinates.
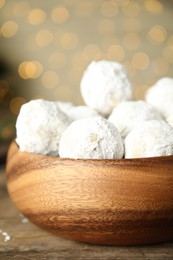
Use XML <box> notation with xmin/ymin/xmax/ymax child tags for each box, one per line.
<box><xmin>16</xmin><ymin>60</ymin><xmax>173</xmax><ymax>159</ymax></box>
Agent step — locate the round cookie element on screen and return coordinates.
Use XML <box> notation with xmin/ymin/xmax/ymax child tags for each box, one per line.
<box><xmin>16</xmin><ymin>99</ymin><xmax>70</xmax><ymax>156</ymax></box>
<box><xmin>108</xmin><ymin>100</ymin><xmax>162</xmax><ymax>138</ymax></box>
<box><xmin>59</xmin><ymin>117</ymin><xmax>124</xmax><ymax>159</ymax></box>
<box><xmin>145</xmin><ymin>77</ymin><xmax>173</xmax><ymax>118</ymax></box>
<box><xmin>125</xmin><ymin>120</ymin><xmax>173</xmax><ymax>158</ymax></box>
<box><xmin>80</xmin><ymin>60</ymin><xmax>133</xmax><ymax>116</ymax></box>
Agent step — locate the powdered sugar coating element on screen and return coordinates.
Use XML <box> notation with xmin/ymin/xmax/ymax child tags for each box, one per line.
<box><xmin>59</xmin><ymin>117</ymin><xmax>124</xmax><ymax>159</ymax></box>
<box><xmin>108</xmin><ymin>100</ymin><xmax>162</xmax><ymax>138</ymax></box>
<box><xmin>80</xmin><ymin>60</ymin><xmax>133</xmax><ymax>116</ymax></box>
<box><xmin>56</xmin><ymin>101</ymin><xmax>74</xmax><ymax>114</ymax></box>
<box><xmin>66</xmin><ymin>106</ymin><xmax>101</xmax><ymax>121</ymax></box>
<box><xmin>166</xmin><ymin>112</ymin><xmax>173</xmax><ymax>127</ymax></box>
<box><xmin>16</xmin><ymin>99</ymin><xmax>70</xmax><ymax>156</ymax></box>
<box><xmin>145</xmin><ymin>77</ymin><xmax>173</xmax><ymax>118</ymax></box>
<box><xmin>125</xmin><ymin>120</ymin><xmax>173</xmax><ymax>158</ymax></box>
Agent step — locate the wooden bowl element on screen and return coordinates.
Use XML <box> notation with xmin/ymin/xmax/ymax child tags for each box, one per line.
<box><xmin>6</xmin><ymin>142</ymin><xmax>173</xmax><ymax>245</ymax></box>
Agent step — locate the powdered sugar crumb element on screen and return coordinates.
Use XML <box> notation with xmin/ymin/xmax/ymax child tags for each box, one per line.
<box><xmin>0</xmin><ymin>229</ymin><xmax>11</xmax><ymax>242</ymax></box>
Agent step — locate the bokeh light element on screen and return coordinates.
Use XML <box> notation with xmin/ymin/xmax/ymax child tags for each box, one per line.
<box><xmin>28</xmin><ymin>8</ymin><xmax>47</xmax><ymax>25</ymax></box>
<box><xmin>18</xmin><ymin>61</ymin><xmax>43</xmax><ymax>79</ymax></box>
<box><xmin>107</xmin><ymin>45</ymin><xmax>125</xmax><ymax>62</ymax></box>
<box><xmin>100</xmin><ymin>1</ymin><xmax>119</xmax><ymax>17</ymax></box>
<box><xmin>147</xmin><ymin>25</ymin><xmax>167</xmax><ymax>45</ymax></box>
<box><xmin>0</xmin><ymin>80</ymin><xmax>9</xmax><ymax>99</ymax></box>
<box><xmin>122</xmin><ymin>33</ymin><xmax>141</xmax><ymax>50</ymax></box>
<box><xmin>0</xmin><ymin>0</ymin><xmax>173</xmax><ymax>116</ymax></box>
<box><xmin>10</xmin><ymin>97</ymin><xmax>26</xmax><ymax>115</ymax></box>
<box><xmin>83</xmin><ymin>44</ymin><xmax>101</xmax><ymax>61</ymax></box>
<box><xmin>60</xmin><ymin>32</ymin><xmax>79</xmax><ymax>50</ymax></box>
<box><xmin>132</xmin><ymin>52</ymin><xmax>150</xmax><ymax>70</ymax></box>
<box><xmin>13</xmin><ymin>2</ymin><xmax>30</xmax><ymax>17</ymax></box>
<box><xmin>112</xmin><ymin>0</ymin><xmax>129</xmax><ymax>7</ymax></box>
<box><xmin>122</xmin><ymin>1</ymin><xmax>141</xmax><ymax>17</ymax></box>
<box><xmin>151</xmin><ymin>57</ymin><xmax>169</xmax><ymax>76</ymax></box>
<box><xmin>0</xmin><ymin>0</ymin><xmax>6</xmax><ymax>9</ymax></box>
<box><xmin>144</xmin><ymin>0</ymin><xmax>163</xmax><ymax>14</ymax></box>
<box><xmin>72</xmin><ymin>52</ymin><xmax>88</xmax><ymax>70</ymax></box>
<box><xmin>35</xmin><ymin>29</ymin><xmax>54</xmax><ymax>47</ymax></box>
<box><xmin>41</xmin><ymin>71</ymin><xmax>60</xmax><ymax>89</ymax></box>
<box><xmin>1</xmin><ymin>20</ymin><xmax>18</xmax><ymax>38</ymax></box>
<box><xmin>51</xmin><ymin>7</ymin><xmax>69</xmax><ymax>24</ymax></box>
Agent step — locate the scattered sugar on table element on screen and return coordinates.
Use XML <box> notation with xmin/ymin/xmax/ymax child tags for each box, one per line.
<box><xmin>125</xmin><ymin>120</ymin><xmax>173</xmax><ymax>158</ymax></box>
<box><xmin>59</xmin><ymin>117</ymin><xmax>124</xmax><ymax>159</ymax></box>
<box><xmin>19</xmin><ymin>213</ymin><xmax>29</xmax><ymax>224</ymax></box>
<box><xmin>16</xmin><ymin>99</ymin><xmax>70</xmax><ymax>156</ymax></box>
<box><xmin>80</xmin><ymin>60</ymin><xmax>133</xmax><ymax>117</ymax></box>
<box><xmin>0</xmin><ymin>230</ymin><xmax>11</xmax><ymax>242</ymax></box>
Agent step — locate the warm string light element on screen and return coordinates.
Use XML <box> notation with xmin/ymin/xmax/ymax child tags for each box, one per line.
<box><xmin>100</xmin><ymin>1</ymin><xmax>119</xmax><ymax>17</ymax></box>
<box><xmin>71</xmin><ymin>52</ymin><xmax>88</xmax><ymax>70</ymax></box>
<box><xmin>122</xmin><ymin>1</ymin><xmax>141</xmax><ymax>17</ymax></box>
<box><xmin>41</xmin><ymin>71</ymin><xmax>60</xmax><ymax>89</ymax></box>
<box><xmin>10</xmin><ymin>97</ymin><xmax>26</xmax><ymax>115</ymax></box>
<box><xmin>107</xmin><ymin>45</ymin><xmax>125</xmax><ymax>62</ymax></box>
<box><xmin>0</xmin><ymin>0</ymin><xmax>172</xmax><ymax>114</ymax></box>
<box><xmin>59</xmin><ymin>32</ymin><xmax>79</xmax><ymax>50</ymax></box>
<box><xmin>151</xmin><ymin>57</ymin><xmax>169</xmax><ymax>76</ymax></box>
<box><xmin>132</xmin><ymin>52</ymin><xmax>150</xmax><ymax>71</ymax></box>
<box><xmin>35</xmin><ymin>29</ymin><xmax>54</xmax><ymax>47</ymax></box>
<box><xmin>28</xmin><ymin>8</ymin><xmax>47</xmax><ymax>25</ymax></box>
<box><xmin>0</xmin><ymin>0</ymin><xmax>6</xmax><ymax>9</ymax></box>
<box><xmin>51</xmin><ymin>7</ymin><xmax>69</xmax><ymax>23</ymax></box>
<box><xmin>1</xmin><ymin>20</ymin><xmax>18</xmax><ymax>37</ymax></box>
<box><xmin>147</xmin><ymin>25</ymin><xmax>167</xmax><ymax>44</ymax></box>
<box><xmin>18</xmin><ymin>61</ymin><xmax>43</xmax><ymax>79</ymax></box>
<box><xmin>13</xmin><ymin>2</ymin><xmax>30</xmax><ymax>17</ymax></box>
<box><xmin>144</xmin><ymin>0</ymin><xmax>163</xmax><ymax>14</ymax></box>
<box><xmin>0</xmin><ymin>80</ymin><xmax>9</xmax><ymax>99</ymax></box>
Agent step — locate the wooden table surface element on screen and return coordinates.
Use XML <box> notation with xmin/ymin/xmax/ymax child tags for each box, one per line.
<box><xmin>1</xmin><ymin>165</ymin><xmax>173</xmax><ymax>260</ymax></box>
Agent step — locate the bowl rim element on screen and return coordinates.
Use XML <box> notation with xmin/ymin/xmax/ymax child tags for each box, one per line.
<box><xmin>7</xmin><ymin>141</ymin><xmax>173</xmax><ymax>166</ymax></box>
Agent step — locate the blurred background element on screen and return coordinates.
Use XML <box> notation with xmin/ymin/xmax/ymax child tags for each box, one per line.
<box><xmin>0</xmin><ymin>0</ymin><xmax>173</xmax><ymax>160</ymax></box>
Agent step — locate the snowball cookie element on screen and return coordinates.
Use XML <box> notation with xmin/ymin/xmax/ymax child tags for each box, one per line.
<box><xmin>80</xmin><ymin>60</ymin><xmax>133</xmax><ymax>116</ymax></box>
<box><xmin>166</xmin><ymin>113</ymin><xmax>173</xmax><ymax>127</ymax></box>
<box><xmin>16</xmin><ymin>99</ymin><xmax>70</xmax><ymax>156</ymax></box>
<box><xmin>66</xmin><ymin>106</ymin><xmax>101</xmax><ymax>121</ymax></box>
<box><xmin>145</xmin><ymin>77</ymin><xmax>173</xmax><ymax>118</ymax></box>
<box><xmin>59</xmin><ymin>117</ymin><xmax>124</xmax><ymax>159</ymax></box>
<box><xmin>56</xmin><ymin>101</ymin><xmax>74</xmax><ymax>114</ymax></box>
<box><xmin>108</xmin><ymin>100</ymin><xmax>162</xmax><ymax>139</ymax></box>
<box><xmin>125</xmin><ymin>120</ymin><xmax>173</xmax><ymax>158</ymax></box>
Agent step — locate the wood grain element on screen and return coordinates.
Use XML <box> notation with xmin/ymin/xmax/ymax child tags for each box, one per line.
<box><xmin>5</xmin><ymin>142</ymin><xmax>173</xmax><ymax>246</ymax></box>
<box><xmin>2</xmin><ymin>166</ymin><xmax>173</xmax><ymax>260</ymax></box>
